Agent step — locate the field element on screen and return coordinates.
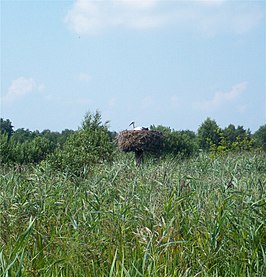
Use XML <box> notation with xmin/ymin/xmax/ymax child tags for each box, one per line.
<box><xmin>1</xmin><ymin>152</ymin><xmax>266</xmax><ymax>276</ymax></box>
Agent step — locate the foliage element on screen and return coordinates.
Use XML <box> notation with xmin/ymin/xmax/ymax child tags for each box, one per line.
<box><xmin>0</xmin><ymin>115</ymin><xmax>265</xmax><ymax>167</ymax></box>
<box><xmin>12</xmin><ymin>128</ymin><xmax>74</xmax><ymax>146</ymax></box>
<box><xmin>209</xmin><ymin>124</ymin><xmax>255</xmax><ymax>156</ymax></box>
<box><xmin>253</xmin><ymin>124</ymin><xmax>266</xmax><ymax>151</ymax></box>
<box><xmin>0</xmin><ymin>118</ymin><xmax>14</xmax><ymax>140</ymax></box>
<box><xmin>1</xmin><ymin>152</ymin><xmax>265</xmax><ymax>276</ymax></box>
<box><xmin>48</xmin><ymin>111</ymin><xmax>115</xmax><ymax>176</ymax></box>
<box><xmin>14</xmin><ymin>136</ymin><xmax>55</xmax><ymax>164</ymax></box>
<box><xmin>0</xmin><ymin>119</ymin><xmax>75</xmax><ymax>165</ymax></box>
<box><xmin>151</xmin><ymin>125</ymin><xmax>198</xmax><ymax>158</ymax></box>
<box><xmin>12</xmin><ymin>128</ymin><xmax>39</xmax><ymax>143</ymax></box>
<box><xmin>197</xmin><ymin>117</ymin><xmax>221</xmax><ymax>151</ymax></box>
<box><xmin>0</xmin><ymin>134</ymin><xmax>55</xmax><ymax>164</ymax></box>
<box><xmin>0</xmin><ymin>133</ymin><xmax>14</xmax><ymax>164</ymax></box>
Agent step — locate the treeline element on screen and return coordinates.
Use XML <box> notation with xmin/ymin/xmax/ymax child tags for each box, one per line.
<box><xmin>153</xmin><ymin>118</ymin><xmax>266</xmax><ymax>157</ymax></box>
<box><xmin>1</xmin><ymin>112</ymin><xmax>266</xmax><ymax>170</ymax></box>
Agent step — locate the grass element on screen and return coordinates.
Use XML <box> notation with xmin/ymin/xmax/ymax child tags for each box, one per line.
<box><xmin>0</xmin><ymin>152</ymin><xmax>266</xmax><ymax>276</ymax></box>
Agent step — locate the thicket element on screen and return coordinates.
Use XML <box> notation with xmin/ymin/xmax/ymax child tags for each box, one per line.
<box><xmin>0</xmin><ymin>114</ymin><xmax>265</xmax><ymax>168</ymax></box>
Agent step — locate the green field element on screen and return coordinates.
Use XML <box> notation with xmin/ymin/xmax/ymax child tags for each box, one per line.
<box><xmin>1</xmin><ymin>152</ymin><xmax>266</xmax><ymax>276</ymax></box>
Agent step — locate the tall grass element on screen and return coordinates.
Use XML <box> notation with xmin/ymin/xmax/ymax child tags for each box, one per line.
<box><xmin>0</xmin><ymin>152</ymin><xmax>265</xmax><ymax>276</ymax></box>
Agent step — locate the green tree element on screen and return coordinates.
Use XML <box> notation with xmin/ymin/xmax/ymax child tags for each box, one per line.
<box><xmin>13</xmin><ymin>136</ymin><xmax>54</xmax><ymax>164</ymax></box>
<box><xmin>197</xmin><ymin>118</ymin><xmax>221</xmax><ymax>151</ymax></box>
<box><xmin>223</xmin><ymin>124</ymin><xmax>237</xmax><ymax>144</ymax></box>
<box><xmin>12</xmin><ymin>128</ymin><xmax>37</xmax><ymax>143</ymax></box>
<box><xmin>59</xmin><ymin>129</ymin><xmax>75</xmax><ymax>145</ymax></box>
<box><xmin>0</xmin><ymin>118</ymin><xmax>14</xmax><ymax>140</ymax></box>
<box><xmin>49</xmin><ymin>111</ymin><xmax>115</xmax><ymax>175</ymax></box>
<box><xmin>151</xmin><ymin>125</ymin><xmax>198</xmax><ymax>157</ymax></box>
<box><xmin>253</xmin><ymin>125</ymin><xmax>266</xmax><ymax>151</ymax></box>
<box><xmin>0</xmin><ymin>133</ymin><xmax>14</xmax><ymax>163</ymax></box>
<box><xmin>222</xmin><ymin>124</ymin><xmax>252</xmax><ymax>148</ymax></box>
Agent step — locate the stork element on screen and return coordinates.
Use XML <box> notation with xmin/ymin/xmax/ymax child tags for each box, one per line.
<box><xmin>129</xmin><ymin>121</ymin><xmax>149</xmax><ymax>131</ymax></box>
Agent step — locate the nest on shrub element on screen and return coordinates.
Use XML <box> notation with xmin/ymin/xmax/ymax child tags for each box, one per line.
<box><xmin>117</xmin><ymin>130</ymin><xmax>163</xmax><ymax>153</ymax></box>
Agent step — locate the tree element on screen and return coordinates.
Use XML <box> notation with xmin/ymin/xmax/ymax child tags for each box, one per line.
<box><xmin>197</xmin><ymin>118</ymin><xmax>221</xmax><ymax>150</ymax></box>
<box><xmin>253</xmin><ymin>125</ymin><xmax>266</xmax><ymax>151</ymax></box>
<box><xmin>0</xmin><ymin>118</ymin><xmax>14</xmax><ymax>140</ymax></box>
<box><xmin>48</xmin><ymin>111</ymin><xmax>115</xmax><ymax>175</ymax></box>
<box><xmin>222</xmin><ymin>124</ymin><xmax>252</xmax><ymax>147</ymax></box>
<box><xmin>13</xmin><ymin>136</ymin><xmax>54</xmax><ymax>164</ymax></box>
<box><xmin>0</xmin><ymin>133</ymin><xmax>14</xmax><ymax>163</ymax></box>
<box><xmin>12</xmin><ymin>128</ymin><xmax>37</xmax><ymax>143</ymax></box>
<box><xmin>151</xmin><ymin>125</ymin><xmax>198</xmax><ymax>157</ymax></box>
<box><xmin>223</xmin><ymin>124</ymin><xmax>237</xmax><ymax>144</ymax></box>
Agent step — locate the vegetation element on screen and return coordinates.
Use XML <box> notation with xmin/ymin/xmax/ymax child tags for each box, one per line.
<box><xmin>254</xmin><ymin>125</ymin><xmax>266</xmax><ymax>151</ymax></box>
<box><xmin>1</xmin><ymin>115</ymin><xmax>265</xmax><ymax>166</ymax></box>
<box><xmin>0</xmin><ymin>112</ymin><xmax>266</xmax><ymax>276</ymax></box>
<box><xmin>48</xmin><ymin>111</ymin><xmax>115</xmax><ymax>176</ymax></box>
<box><xmin>1</xmin><ymin>152</ymin><xmax>265</xmax><ymax>276</ymax></box>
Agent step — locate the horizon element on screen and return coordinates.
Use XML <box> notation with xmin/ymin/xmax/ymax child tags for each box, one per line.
<box><xmin>2</xmin><ymin>113</ymin><xmax>264</xmax><ymax>135</ymax></box>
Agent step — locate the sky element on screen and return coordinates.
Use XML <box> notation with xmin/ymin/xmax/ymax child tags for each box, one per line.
<box><xmin>1</xmin><ymin>0</ymin><xmax>265</xmax><ymax>133</ymax></box>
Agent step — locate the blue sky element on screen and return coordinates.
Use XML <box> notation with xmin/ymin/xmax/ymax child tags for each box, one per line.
<box><xmin>1</xmin><ymin>0</ymin><xmax>265</xmax><ymax>133</ymax></box>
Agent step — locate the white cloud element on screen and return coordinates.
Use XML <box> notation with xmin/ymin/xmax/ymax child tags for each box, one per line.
<box><xmin>194</xmin><ymin>81</ymin><xmax>247</xmax><ymax>111</ymax></box>
<box><xmin>118</xmin><ymin>0</ymin><xmax>157</xmax><ymax>10</ymax></box>
<box><xmin>1</xmin><ymin>77</ymin><xmax>43</xmax><ymax>104</ymax></box>
<box><xmin>64</xmin><ymin>0</ymin><xmax>166</xmax><ymax>34</ymax></box>
<box><xmin>64</xmin><ymin>0</ymin><xmax>263</xmax><ymax>35</ymax></box>
<box><xmin>198</xmin><ymin>0</ymin><xmax>225</xmax><ymax>7</ymax></box>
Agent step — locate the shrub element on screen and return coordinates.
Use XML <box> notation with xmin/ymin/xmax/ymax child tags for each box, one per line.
<box><xmin>197</xmin><ymin>118</ymin><xmax>221</xmax><ymax>151</ymax></box>
<box><xmin>48</xmin><ymin>111</ymin><xmax>115</xmax><ymax>175</ymax></box>
<box><xmin>151</xmin><ymin>125</ymin><xmax>198</xmax><ymax>158</ymax></box>
<box><xmin>253</xmin><ymin>125</ymin><xmax>266</xmax><ymax>151</ymax></box>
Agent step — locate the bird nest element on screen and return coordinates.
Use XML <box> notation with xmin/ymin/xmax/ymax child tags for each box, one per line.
<box><xmin>117</xmin><ymin>130</ymin><xmax>163</xmax><ymax>153</ymax></box>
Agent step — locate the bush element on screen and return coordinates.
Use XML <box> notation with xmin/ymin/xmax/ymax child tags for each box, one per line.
<box><xmin>197</xmin><ymin>118</ymin><xmax>221</xmax><ymax>151</ymax></box>
<box><xmin>151</xmin><ymin>125</ymin><xmax>198</xmax><ymax>158</ymax></box>
<box><xmin>0</xmin><ymin>134</ymin><xmax>55</xmax><ymax>164</ymax></box>
<box><xmin>48</xmin><ymin>111</ymin><xmax>115</xmax><ymax>175</ymax></box>
<box><xmin>253</xmin><ymin>125</ymin><xmax>266</xmax><ymax>151</ymax></box>
<box><xmin>0</xmin><ymin>133</ymin><xmax>14</xmax><ymax>163</ymax></box>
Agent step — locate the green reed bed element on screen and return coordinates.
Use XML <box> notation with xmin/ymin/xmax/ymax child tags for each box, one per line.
<box><xmin>0</xmin><ymin>152</ymin><xmax>265</xmax><ymax>276</ymax></box>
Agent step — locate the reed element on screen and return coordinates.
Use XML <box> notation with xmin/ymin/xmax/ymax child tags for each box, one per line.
<box><xmin>0</xmin><ymin>152</ymin><xmax>265</xmax><ymax>276</ymax></box>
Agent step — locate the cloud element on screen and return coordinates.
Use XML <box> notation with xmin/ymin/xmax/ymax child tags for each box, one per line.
<box><xmin>198</xmin><ymin>0</ymin><xmax>225</xmax><ymax>7</ymax></box>
<box><xmin>64</xmin><ymin>0</ymin><xmax>166</xmax><ymax>34</ymax></box>
<box><xmin>64</xmin><ymin>0</ymin><xmax>263</xmax><ymax>35</ymax></box>
<box><xmin>1</xmin><ymin>77</ymin><xmax>43</xmax><ymax>104</ymax></box>
<box><xmin>194</xmin><ymin>81</ymin><xmax>247</xmax><ymax>111</ymax></box>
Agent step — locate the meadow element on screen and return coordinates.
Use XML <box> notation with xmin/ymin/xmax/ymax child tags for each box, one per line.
<box><xmin>0</xmin><ymin>152</ymin><xmax>265</xmax><ymax>276</ymax></box>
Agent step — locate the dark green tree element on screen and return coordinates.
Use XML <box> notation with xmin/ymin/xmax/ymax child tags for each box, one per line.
<box><xmin>253</xmin><ymin>125</ymin><xmax>266</xmax><ymax>151</ymax></box>
<box><xmin>223</xmin><ymin>124</ymin><xmax>237</xmax><ymax>144</ymax></box>
<box><xmin>222</xmin><ymin>124</ymin><xmax>251</xmax><ymax>144</ymax></box>
<box><xmin>13</xmin><ymin>136</ymin><xmax>54</xmax><ymax>164</ymax></box>
<box><xmin>0</xmin><ymin>118</ymin><xmax>14</xmax><ymax>140</ymax></box>
<box><xmin>12</xmin><ymin>128</ymin><xmax>37</xmax><ymax>143</ymax></box>
<box><xmin>197</xmin><ymin>118</ymin><xmax>221</xmax><ymax>150</ymax></box>
<box><xmin>151</xmin><ymin>125</ymin><xmax>198</xmax><ymax>157</ymax></box>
